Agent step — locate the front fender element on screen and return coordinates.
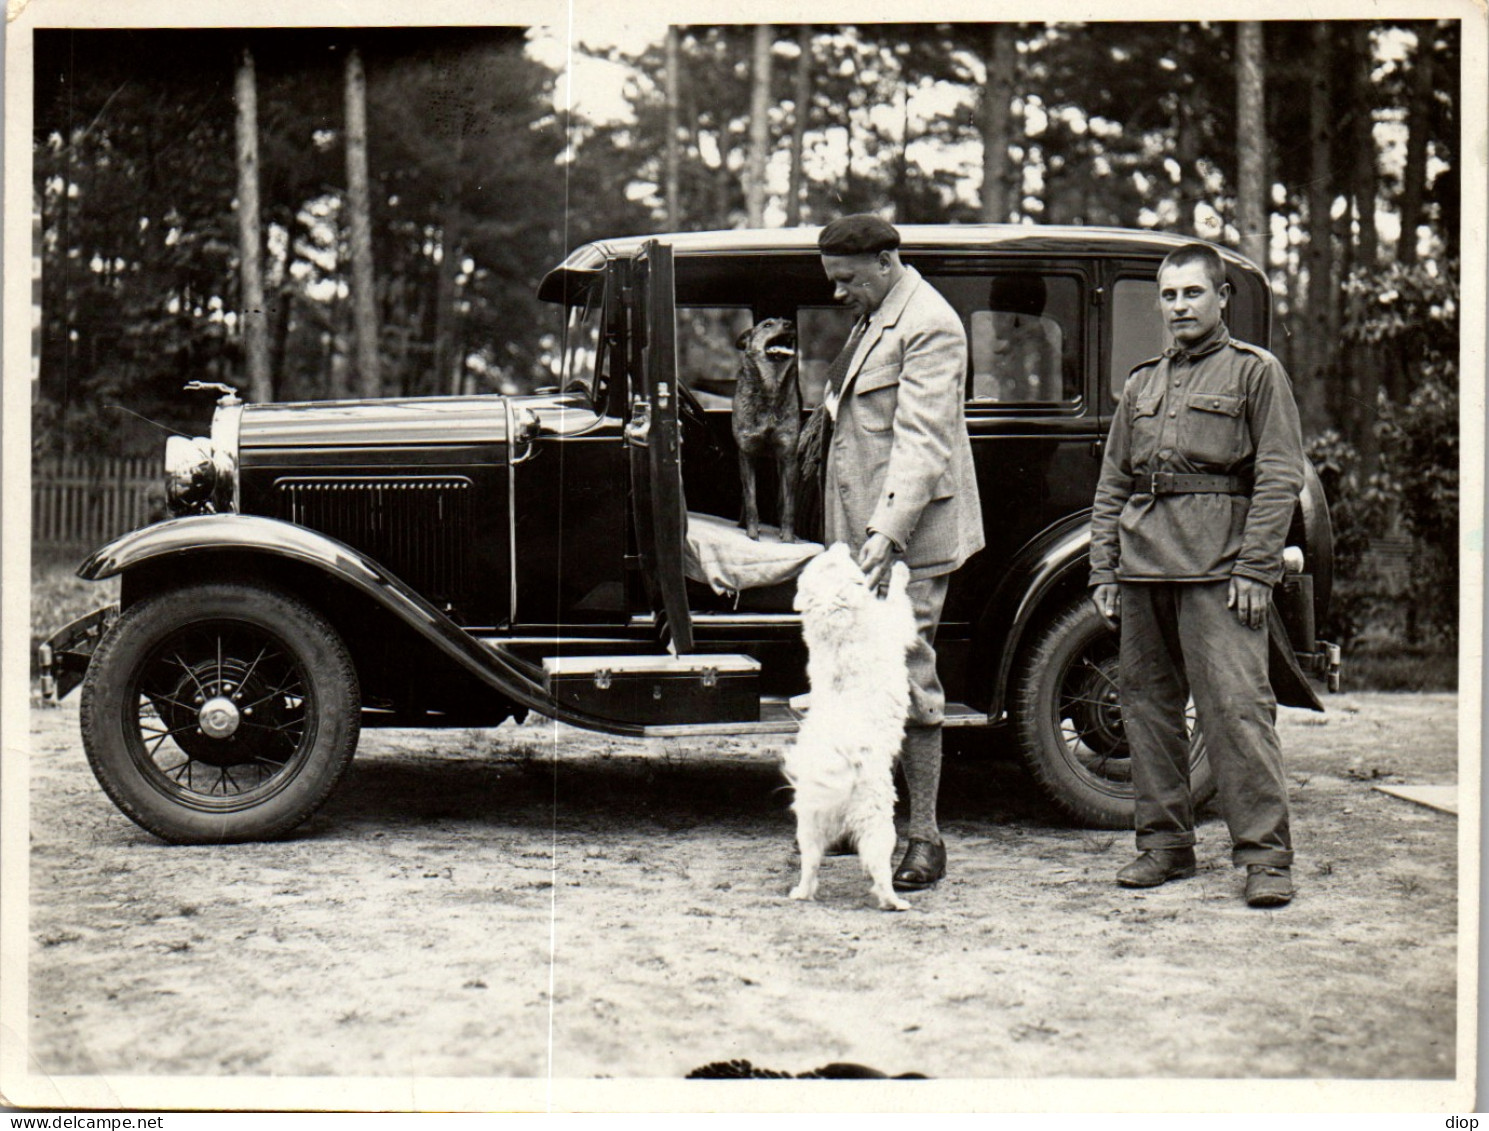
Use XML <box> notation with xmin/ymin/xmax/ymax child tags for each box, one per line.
<box><xmin>81</xmin><ymin>513</ymin><xmax>396</xmax><ymax>584</ymax></box>
<box><xmin>78</xmin><ymin>515</ymin><xmax>652</xmax><ymax>737</ymax></box>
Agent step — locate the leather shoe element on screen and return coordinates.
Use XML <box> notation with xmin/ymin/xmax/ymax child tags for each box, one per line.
<box><xmin>1245</xmin><ymin>865</ymin><xmax>1294</xmax><ymax>907</ymax></box>
<box><xmin>1115</xmin><ymin>848</ymin><xmax>1197</xmax><ymax>888</ymax></box>
<box><xmin>892</xmin><ymin>838</ymin><xmax>946</xmax><ymax>891</ymax></box>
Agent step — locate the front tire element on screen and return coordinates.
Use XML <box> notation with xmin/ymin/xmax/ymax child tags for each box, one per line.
<box><xmin>1011</xmin><ymin>597</ymin><xmax>1216</xmax><ymax>828</ymax></box>
<box><xmin>80</xmin><ymin>582</ymin><xmax>360</xmax><ymax>844</ymax></box>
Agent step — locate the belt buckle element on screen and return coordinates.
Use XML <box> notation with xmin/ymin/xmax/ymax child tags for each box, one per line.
<box><xmin>1151</xmin><ymin>471</ymin><xmax>1176</xmax><ymax>496</ymax></box>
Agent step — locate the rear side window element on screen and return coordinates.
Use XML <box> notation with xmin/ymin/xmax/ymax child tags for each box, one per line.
<box><xmin>796</xmin><ymin>306</ymin><xmax>858</xmax><ymax>408</ymax></box>
<box><xmin>676</xmin><ymin>306</ymin><xmax>754</xmax><ymax>404</ymax></box>
<box><xmin>925</xmin><ymin>273</ymin><xmax>1084</xmax><ymax>407</ymax></box>
<box><xmin>1111</xmin><ymin>278</ymin><xmax>1164</xmax><ymax>400</ymax></box>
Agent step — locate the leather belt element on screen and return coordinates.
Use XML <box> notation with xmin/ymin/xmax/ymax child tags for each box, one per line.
<box><xmin>1133</xmin><ymin>471</ymin><xmax>1250</xmax><ymax>496</ymax></box>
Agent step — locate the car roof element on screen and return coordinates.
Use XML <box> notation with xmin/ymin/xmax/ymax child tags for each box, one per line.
<box><xmin>538</xmin><ymin>224</ymin><xmax>1265</xmax><ymax>303</ymax></box>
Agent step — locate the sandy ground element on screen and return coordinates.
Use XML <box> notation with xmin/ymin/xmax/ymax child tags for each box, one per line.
<box><xmin>21</xmin><ymin>691</ymin><xmax>1461</xmax><ymax>1095</ymax></box>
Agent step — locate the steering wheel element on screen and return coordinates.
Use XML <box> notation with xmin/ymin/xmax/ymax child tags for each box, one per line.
<box><xmin>674</xmin><ymin>379</ymin><xmax>729</xmax><ymax>485</ymax></box>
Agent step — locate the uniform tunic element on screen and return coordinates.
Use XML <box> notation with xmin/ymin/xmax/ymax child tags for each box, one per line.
<box><xmin>1089</xmin><ymin>322</ymin><xmax>1305</xmax><ymax>586</ymax></box>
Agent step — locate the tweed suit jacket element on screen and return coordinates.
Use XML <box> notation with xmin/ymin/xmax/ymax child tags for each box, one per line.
<box><xmin>824</xmin><ymin>266</ymin><xmax>985</xmax><ymax>580</ymax></box>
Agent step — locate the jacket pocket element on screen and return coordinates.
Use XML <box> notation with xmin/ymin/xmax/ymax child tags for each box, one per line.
<box><xmin>852</xmin><ymin>364</ymin><xmax>899</xmax><ymax>432</ymax></box>
<box><xmin>1182</xmin><ymin>391</ymin><xmax>1246</xmax><ymax>465</ymax></box>
<box><xmin>1129</xmin><ymin>393</ymin><xmax>1163</xmax><ymax>465</ymax></box>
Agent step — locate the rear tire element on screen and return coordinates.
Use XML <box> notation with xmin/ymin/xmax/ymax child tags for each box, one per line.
<box><xmin>1011</xmin><ymin>597</ymin><xmax>1216</xmax><ymax>828</ymax></box>
<box><xmin>80</xmin><ymin>582</ymin><xmax>360</xmax><ymax>844</ymax></box>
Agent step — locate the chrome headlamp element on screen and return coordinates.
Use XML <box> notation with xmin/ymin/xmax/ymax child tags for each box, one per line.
<box><xmin>164</xmin><ymin>387</ymin><xmax>243</xmax><ymax>516</ymax></box>
<box><xmin>165</xmin><ymin>436</ymin><xmax>217</xmax><ymax>514</ymax></box>
<box><xmin>164</xmin><ymin>433</ymin><xmax>237</xmax><ymax>515</ymax></box>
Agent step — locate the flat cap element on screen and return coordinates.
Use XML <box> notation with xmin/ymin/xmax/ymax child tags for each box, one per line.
<box><xmin>817</xmin><ymin>213</ymin><xmax>901</xmax><ymax>256</ymax></box>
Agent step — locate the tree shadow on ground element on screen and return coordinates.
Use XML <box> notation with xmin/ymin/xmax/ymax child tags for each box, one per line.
<box><xmin>318</xmin><ymin>736</ymin><xmax>1053</xmax><ymax>839</ymax></box>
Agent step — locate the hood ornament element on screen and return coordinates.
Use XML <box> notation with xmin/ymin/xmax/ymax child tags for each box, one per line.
<box><xmin>183</xmin><ymin>381</ymin><xmax>243</xmax><ymax>407</ymax></box>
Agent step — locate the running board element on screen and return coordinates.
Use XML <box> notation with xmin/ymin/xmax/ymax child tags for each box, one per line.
<box><xmin>638</xmin><ymin>699</ymin><xmax>990</xmax><ymax>738</ymax></box>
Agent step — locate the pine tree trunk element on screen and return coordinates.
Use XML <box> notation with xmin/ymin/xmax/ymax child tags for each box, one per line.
<box><xmin>1397</xmin><ymin>21</ymin><xmax>1435</xmax><ymax>264</ymax></box>
<box><xmin>1351</xmin><ymin>23</ymin><xmax>1379</xmax><ymax>270</ymax></box>
<box><xmin>745</xmin><ymin>24</ymin><xmax>772</xmax><ymax>227</ymax></box>
<box><xmin>433</xmin><ymin>135</ymin><xmax>464</xmax><ymax>397</ymax></box>
<box><xmin>1349</xmin><ymin>23</ymin><xmax>1382</xmax><ymax>471</ymax></box>
<box><xmin>1299</xmin><ymin>23</ymin><xmax>1334</xmax><ymax>435</ymax></box>
<box><xmin>665</xmin><ymin>26</ymin><xmax>681</xmax><ymax>229</ymax></box>
<box><xmin>980</xmin><ymin>24</ymin><xmax>1015</xmax><ymax>223</ymax></box>
<box><xmin>786</xmin><ymin>25</ymin><xmax>810</xmax><ymax>226</ymax></box>
<box><xmin>891</xmin><ymin>91</ymin><xmax>911</xmax><ymax>222</ymax></box>
<box><xmin>345</xmin><ymin>47</ymin><xmax>380</xmax><ymax>399</ymax></box>
<box><xmin>234</xmin><ymin>46</ymin><xmax>271</xmax><ymax>402</ymax></box>
<box><xmin>1174</xmin><ymin>97</ymin><xmax>1201</xmax><ymax>236</ymax></box>
<box><xmin>1235</xmin><ymin>22</ymin><xmax>1268</xmax><ymax>270</ymax></box>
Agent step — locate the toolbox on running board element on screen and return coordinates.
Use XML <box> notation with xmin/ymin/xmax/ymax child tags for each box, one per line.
<box><xmin>541</xmin><ymin>654</ymin><xmax>761</xmax><ymax>725</ymax></box>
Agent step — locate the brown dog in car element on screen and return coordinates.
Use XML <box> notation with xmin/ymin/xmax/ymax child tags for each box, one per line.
<box><xmin>731</xmin><ymin>318</ymin><xmax>800</xmax><ymax>542</ymax></box>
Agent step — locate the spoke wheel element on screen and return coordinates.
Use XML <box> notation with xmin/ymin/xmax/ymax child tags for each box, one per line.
<box><xmin>82</xmin><ymin>582</ymin><xmax>359</xmax><ymax>843</ymax></box>
<box><xmin>136</xmin><ymin>622</ymin><xmax>315</xmax><ymax>806</ymax></box>
<box><xmin>1013</xmin><ymin>597</ymin><xmax>1214</xmax><ymax>828</ymax></box>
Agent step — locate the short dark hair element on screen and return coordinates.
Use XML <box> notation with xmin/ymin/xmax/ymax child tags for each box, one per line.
<box><xmin>1159</xmin><ymin>243</ymin><xmax>1229</xmax><ymax>290</ymax></box>
<box><xmin>818</xmin><ymin>213</ymin><xmax>901</xmax><ymax>256</ymax></box>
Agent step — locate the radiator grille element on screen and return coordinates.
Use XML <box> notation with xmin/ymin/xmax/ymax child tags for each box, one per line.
<box><xmin>276</xmin><ymin>477</ymin><xmax>472</xmax><ymax>605</ymax></box>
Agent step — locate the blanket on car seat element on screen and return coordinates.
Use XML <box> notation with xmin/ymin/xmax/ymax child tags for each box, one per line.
<box><xmin>683</xmin><ymin>511</ymin><xmax>824</xmax><ymax>597</ymax></box>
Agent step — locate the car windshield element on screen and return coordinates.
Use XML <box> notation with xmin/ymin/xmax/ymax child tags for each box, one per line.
<box><xmin>560</xmin><ymin>295</ymin><xmax>604</xmax><ymax>405</ymax></box>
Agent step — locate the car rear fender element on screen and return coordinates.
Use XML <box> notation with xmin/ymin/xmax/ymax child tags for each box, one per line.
<box><xmin>971</xmin><ymin>513</ymin><xmax>1092</xmax><ymax>721</ymax></box>
<box><xmin>77</xmin><ymin>514</ymin><xmax>651</xmax><ymax>736</ymax></box>
<box><xmin>971</xmin><ymin>488</ymin><xmax>1332</xmax><ymax>720</ymax></box>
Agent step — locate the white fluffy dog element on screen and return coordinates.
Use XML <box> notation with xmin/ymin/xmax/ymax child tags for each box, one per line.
<box><xmin>784</xmin><ymin>541</ymin><xmax>919</xmax><ymax>911</ymax></box>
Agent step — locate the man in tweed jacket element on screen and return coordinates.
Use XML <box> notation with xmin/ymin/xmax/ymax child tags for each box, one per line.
<box><xmin>817</xmin><ymin>214</ymin><xmax>984</xmax><ymax>891</ymax></box>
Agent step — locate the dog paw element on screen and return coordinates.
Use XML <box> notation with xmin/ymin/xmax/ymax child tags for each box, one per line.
<box><xmin>877</xmin><ymin>896</ymin><xmax>911</xmax><ymax>912</ymax></box>
<box><xmin>789</xmin><ymin>885</ymin><xmax>815</xmax><ymax>901</ymax></box>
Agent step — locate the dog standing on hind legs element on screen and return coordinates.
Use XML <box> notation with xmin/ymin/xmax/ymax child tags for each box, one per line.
<box><xmin>731</xmin><ymin>318</ymin><xmax>800</xmax><ymax>542</ymax></box>
<box><xmin>785</xmin><ymin>543</ymin><xmax>919</xmax><ymax>911</ymax></box>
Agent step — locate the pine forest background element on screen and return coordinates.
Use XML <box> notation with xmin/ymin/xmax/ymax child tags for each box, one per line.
<box><xmin>29</xmin><ymin>22</ymin><xmax>1466</xmax><ymax>677</ymax></box>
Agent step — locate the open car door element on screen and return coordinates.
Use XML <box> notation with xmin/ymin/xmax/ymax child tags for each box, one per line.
<box><xmin>624</xmin><ymin>240</ymin><xmax>694</xmax><ymax>654</ymax></box>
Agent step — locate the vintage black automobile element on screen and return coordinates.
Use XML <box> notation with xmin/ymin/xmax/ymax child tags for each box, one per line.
<box><xmin>43</xmin><ymin>225</ymin><xmax>1341</xmax><ymax>844</ymax></box>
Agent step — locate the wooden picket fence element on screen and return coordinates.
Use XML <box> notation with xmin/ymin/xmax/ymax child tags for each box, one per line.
<box><xmin>32</xmin><ymin>456</ymin><xmax>160</xmax><ymax>545</ymax></box>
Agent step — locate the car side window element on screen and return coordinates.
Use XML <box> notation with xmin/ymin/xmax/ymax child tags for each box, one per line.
<box><xmin>1110</xmin><ymin>277</ymin><xmax>1164</xmax><ymax>402</ymax></box>
<box><xmin>924</xmin><ymin>273</ymin><xmax>1084</xmax><ymax>406</ymax></box>
<box><xmin>795</xmin><ymin>306</ymin><xmax>858</xmax><ymax>409</ymax></box>
<box><xmin>676</xmin><ymin>306</ymin><xmax>755</xmax><ymax>407</ymax></box>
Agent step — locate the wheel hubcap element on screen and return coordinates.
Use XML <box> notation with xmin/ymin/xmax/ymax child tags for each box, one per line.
<box><xmin>197</xmin><ymin>696</ymin><xmax>241</xmax><ymax>739</ymax></box>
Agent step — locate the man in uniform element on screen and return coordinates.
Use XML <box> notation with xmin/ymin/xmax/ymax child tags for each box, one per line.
<box><xmin>817</xmin><ymin>214</ymin><xmax>984</xmax><ymax>891</ymax></box>
<box><xmin>1088</xmin><ymin>242</ymin><xmax>1305</xmax><ymax>908</ymax></box>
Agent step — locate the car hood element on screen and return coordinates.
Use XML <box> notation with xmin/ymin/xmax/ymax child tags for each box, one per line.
<box><xmin>237</xmin><ymin>392</ymin><xmax>604</xmax><ymax>450</ymax></box>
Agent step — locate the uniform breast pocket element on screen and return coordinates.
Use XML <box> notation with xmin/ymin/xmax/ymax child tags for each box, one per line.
<box><xmin>1182</xmin><ymin>392</ymin><xmax>1246</xmax><ymax>465</ymax></box>
<box><xmin>853</xmin><ymin>365</ymin><xmax>899</xmax><ymax>433</ymax></box>
<box><xmin>1129</xmin><ymin>395</ymin><xmax>1163</xmax><ymax>465</ymax></box>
